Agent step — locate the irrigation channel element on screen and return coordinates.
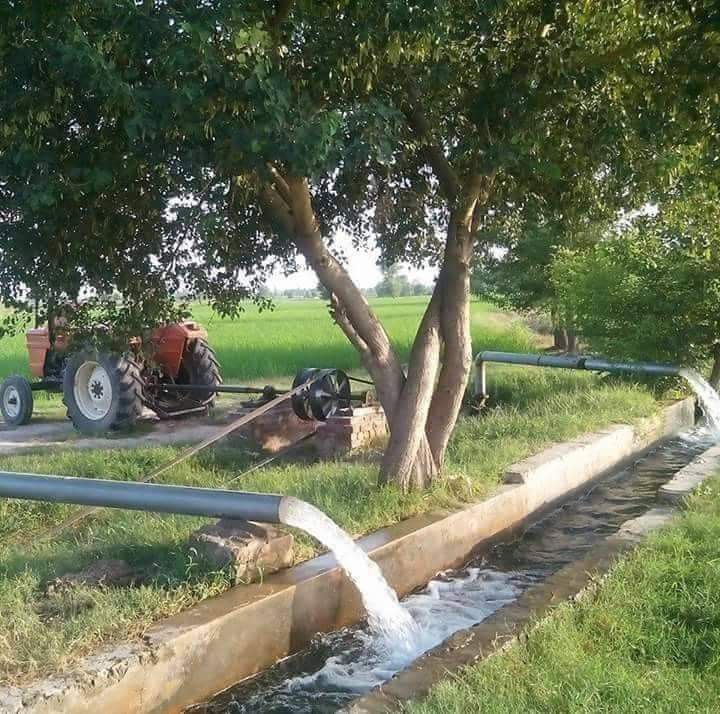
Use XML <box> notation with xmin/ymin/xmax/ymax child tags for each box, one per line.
<box><xmin>190</xmin><ymin>424</ymin><xmax>719</xmax><ymax>712</ymax></box>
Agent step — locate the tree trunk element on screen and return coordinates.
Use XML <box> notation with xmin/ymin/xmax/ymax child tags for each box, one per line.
<box><xmin>550</xmin><ymin>304</ymin><xmax>566</xmax><ymax>351</ymax></box>
<box><xmin>426</xmin><ymin>208</ymin><xmax>477</xmax><ymax>467</ymax></box>
<box><xmin>553</xmin><ymin>329</ymin><xmax>568</xmax><ymax>351</ymax></box>
<box><xmin>260</xmin><ymin>173</ymin><xmax>488</xmax><ymax>491</ymax></box>
<box><xmin>710</xmin><ymin>343</ymin><xmax>720</xmax><ymax>390</ymax></box>
<box><xmin>566</xmin><ymin>328</ymin><xmax>577</xmax><ymax>354</ymax></box>
<box><xmin>379</xmin><ymin>290</ymin><xmax>442</xmax><ymax>489</ymax></box>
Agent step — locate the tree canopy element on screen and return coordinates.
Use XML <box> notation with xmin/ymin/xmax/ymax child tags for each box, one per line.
<box><xmin>554</xmin><ymin>181</ymin><xmax>720</xmax><ymax>382</ymax></box>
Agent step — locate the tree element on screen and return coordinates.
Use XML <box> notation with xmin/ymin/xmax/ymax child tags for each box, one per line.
<box><xmin>554</xmin><ymin>185</ymin><xmax>720</xmax><ymax>385</ymax></box>
<box><xmin>375</xmin><ymin>265</ymin><xmax>411</xmax><ymax>298</ymax></box>
<box><xmin>473</xmin><ymin>212</ymin><xmax>608</xmax><ymax>351</ymax></box>
<box><xmin>1</xmin><ymin>1</ymin><xmax>716</xmax><ymax>489</ymax></box>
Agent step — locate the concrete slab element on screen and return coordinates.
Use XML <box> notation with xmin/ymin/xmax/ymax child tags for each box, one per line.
<box><xmin>659</xmin><ymin>444</ymin><xmax>720</xmax><ymax>503</ymax></box>
<box><xmin>0</xmin><ymin>400</ymin><xmax>247</xmax><ymax>457</ymax></box>
<box><xmin>2</xmin><ymin>398</ymin><xmax>695</xmax><ymax>713</ymax></box>
<box><xmin>613</xmin><ymin>507</ymin><xmax>677</xmax><ymax>542</ymax></box>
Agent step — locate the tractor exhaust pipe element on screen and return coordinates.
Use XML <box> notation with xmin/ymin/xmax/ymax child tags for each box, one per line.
<box><xmin>474</xmin><ymin>351</ymin><xmax>681</xmax><ymax>402</ymax></box>
<box><xmin>0</xmin><ymin>472</ymin><xmax>285</xmax><ymax>524</ymax></box>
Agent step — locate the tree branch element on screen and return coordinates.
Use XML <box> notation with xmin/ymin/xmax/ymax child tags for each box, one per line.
<box><xmin>330</xmin><ymin>294</ymin><xmax>371</xmax><ymax>359</ymax></box>
<box><xmin>266</xmin><ymin>163</ymin><xmax>293</xmax><ymax>205</ymax></box>
<box><xmin>258</xmin><ymin>185</ymin><xmax>294</xmax><ymax>236</ymax></box>
<box><xmin>401</xmin><ymin>84</ymin><xmax>461</xmax><ymax>204</ymax></box>
<box><xmin>259</xmin><ymin>175</ymin><xmax>407</xmax><ymax>419</ymax></box>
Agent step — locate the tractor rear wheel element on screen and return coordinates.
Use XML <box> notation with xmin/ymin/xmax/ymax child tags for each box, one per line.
<box><xmin>63</xmin><ymin>352</ymin><xmax>143</xmax><ymax>434</ymax></box>
<box><xmin>0</xmin><ymin>375</ymin><xmax>34</xmax><ymax>426</ymax></box>
<box><xmin>177</xmin><ymin>339</ymin><xmax>222</xmax><ymax>405</ymax></box>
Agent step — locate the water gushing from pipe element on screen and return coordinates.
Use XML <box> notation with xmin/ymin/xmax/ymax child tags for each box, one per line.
<box><xmin>680</xmin><ymin>368</ymin><xmax>720</xmax><ymax>437</ymax></box>
<box><xmin>279</xmin><ymin>497</ymin><xmax>420</xmax><ymax>646</ymax></box>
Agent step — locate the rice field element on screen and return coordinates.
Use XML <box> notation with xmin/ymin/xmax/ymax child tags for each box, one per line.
<box><xmin>0</xmin><ymin>297</ymin><xmax>536</xmax><ymax>383</ymax></box>
<box><xmin>193</xmin><ymin>297</ymin><xmax>537</xmax><ymax>381</ymax></box>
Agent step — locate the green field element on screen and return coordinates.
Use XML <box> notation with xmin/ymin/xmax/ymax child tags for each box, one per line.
<box><xmin>0</xmin><ymin>297</ymin><xmax>536</xmax><ymax>384</ymax></box>
<box><xmin>0</xmin><ymin>297</ymin><xmax>664</xmax><ymax>683</ymax></box>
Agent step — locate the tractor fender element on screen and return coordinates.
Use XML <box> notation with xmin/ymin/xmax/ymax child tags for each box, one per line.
<box><xmin>150</xmin><ymin>321</ymin><xmax>209</xmax><ymax>378</ymax></box>
<box><xmin>26</xmin><ymin>328</ymin><xmax>69</xmax><ymax>378</ymax></box>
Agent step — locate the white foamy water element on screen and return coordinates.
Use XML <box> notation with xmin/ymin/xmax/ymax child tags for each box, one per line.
<box><xmin>285</xmin><ymin>566</ymin><xmax>520</xmax><ymax>697</ymax></box>
<box><xmin>680</xmin><ymin>368</ymin><xmax>720</xmax><ymax>438</ymax></box>
<box><xmin>279</xmin><ymin>498</ymin><xmax>420</xmax><ymax>646</ymax></box>
<box><xmin>279</xmin><ymin>497</ymin><xmax>520</xmax><ymax>699</ymax></box>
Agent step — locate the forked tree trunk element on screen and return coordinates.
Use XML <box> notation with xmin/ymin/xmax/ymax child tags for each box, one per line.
<box><xmin>254</xmin><ymin>8</ymin><xmax>476</xmax><ymax>491</ymax></box>
<box><xmin>378</xmin><ymin>178</ymin><xmax>488</xmax><ymax>488</ymax></box>
<box><xmin>710</xmin><ymin>343</ymin><xmax>720</xmax><ymax>390</ymax></box>
<box><xmin>260</xmin><ymin>174</ymin><xmax>488</xmax><ymax>491</ymax></box>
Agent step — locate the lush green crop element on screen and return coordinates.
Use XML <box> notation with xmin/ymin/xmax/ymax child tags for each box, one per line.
<box><xmin>193</xmin><ymin>297</ymin><xmax>535</xmax><ymax>382</ymax></box>
<box><xmin>0</xmin><ymin>297</ymin><xmax>535</xmax><ymax>383</ymax></box>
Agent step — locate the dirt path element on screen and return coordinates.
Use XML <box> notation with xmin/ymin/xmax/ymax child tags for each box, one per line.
<box><xmin>0</xmin><ymin>400</ymin><xmax>247</xmax><ymax>457</ymax></box>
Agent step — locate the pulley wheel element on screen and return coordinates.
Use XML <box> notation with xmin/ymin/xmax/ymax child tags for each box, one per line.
<box><xmin>291</xmin><ymin>368</ymin><xmax>352</xmax><ymax>421</ymax></box>
<box><xmin>291</xmin><ymin>368</ymin><xmax>319</xmax><ymax>421</ymax></box>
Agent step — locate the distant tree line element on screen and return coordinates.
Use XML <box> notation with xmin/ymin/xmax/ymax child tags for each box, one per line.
<box><xmin>373</xmin><ymin>266</ymin><xmax>432</xmax><ymax>298</ymax></box>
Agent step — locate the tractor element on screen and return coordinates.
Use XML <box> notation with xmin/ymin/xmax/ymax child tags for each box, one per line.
<box><xmin>0</xmin><ymin>321</ymin><xmax>221</xmax><ymax>434</ymax></box>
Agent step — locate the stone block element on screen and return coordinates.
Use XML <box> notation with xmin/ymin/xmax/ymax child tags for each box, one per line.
<box><xmin>189</xmin><ymin>519</ymin><xmax>294</xmax><ymax>582</ymax></box>
<box><xmin>47</xmin><ymin>559</ymin><xmax>138</xmax><ymax>591</ymax></box>
<box><xmin>659</xmin><ymin>444</ymin><xmax>720</xmax><ymax>503</ymax></box>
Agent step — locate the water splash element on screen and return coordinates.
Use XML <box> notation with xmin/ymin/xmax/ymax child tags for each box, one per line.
<box><xmin>283</xmin><ymin>567</ymin><xmax>519</xmax><ymax>700</ymax></box>
<box><xmin>279</xmin><ymin>498</ymin><xmax>419</xmax><ymax>646</ymax></box>
<box><xmin>680</xmin><ymin>368</ymin><xmax>720</xmax><ymax>437</ymax></box>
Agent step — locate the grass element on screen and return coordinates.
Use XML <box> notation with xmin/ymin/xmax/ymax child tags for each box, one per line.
<box><xmin>408</xmin><ymin>478</ymin><xmax>720</xmax><ymax>714</ymax></box>
<box><xmin>0</xmin><ymin>297</ymin><xmax>663</xmax><ymax>683</ymax></box>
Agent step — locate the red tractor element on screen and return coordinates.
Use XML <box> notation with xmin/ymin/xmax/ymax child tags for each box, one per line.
<box><xmin>0</xmin><ymin>321</ymin><xmax>221</xmax><ymax>434</ymax></box>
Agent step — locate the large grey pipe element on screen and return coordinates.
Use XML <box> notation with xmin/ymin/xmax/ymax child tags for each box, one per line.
<box><xmin>0</xmin><ymin>471</ymin><xmax>289</xmax><ymax>524</ymax></box>
<box><xmin>474</xmin><ymin>351</ymin><xmax>680</xmax><ymax>400</ymax></box>
<box><xmin>476</xmin><ymin>351</ymin><xmax>680</xmax><ymax>376</ymax></box>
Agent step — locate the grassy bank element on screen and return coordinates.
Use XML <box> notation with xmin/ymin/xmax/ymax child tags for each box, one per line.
<box><xmin>409</xmin><ymin>478</ymin><xmax>720</xmax><ymax>714</ymax></box>
<box><xmin>0</xmin><ymin>298</ymin><xmax>662</xmax><ymax>683</ymax></box>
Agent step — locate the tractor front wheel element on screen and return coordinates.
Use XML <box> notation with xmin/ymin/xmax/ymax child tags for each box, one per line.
<box><xmin>63</xmin><ymin>352</ymin><xmax>143</xmax><ymax>434</ymax></box>
<box><xmin>0</xmin><ymin>375</ymin><xmax>34</xmax><ymax>426</ymax></box>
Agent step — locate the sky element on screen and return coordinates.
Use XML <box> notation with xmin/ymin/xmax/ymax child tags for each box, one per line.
<box><xmin>265</xmin><ymin>231</ymin><xmax>439</xmax><ymax>291</ymax></box>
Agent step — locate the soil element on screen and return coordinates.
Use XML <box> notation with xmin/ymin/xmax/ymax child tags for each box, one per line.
<box><xmin>0</xmin><ymin>397</ymin><xmax>247</xmax><ymax>456</ymax></box>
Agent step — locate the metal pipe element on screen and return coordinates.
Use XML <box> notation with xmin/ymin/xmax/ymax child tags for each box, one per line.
<box><xmin>478</xmin><ymin>351</ymin><xmax>587</xmax><ymax>370</ymax></box>
<box><xmin>0</xmin><ymin>471</ymin><xmax>284</xmax><ymax>523</ymax></box>
<box><xmin>474</xmin><ymin>351</ymin><xmax>681</xmax><ymax>401</ymax></box>
<box><xmin>154</xmin><ymin>384</ymin><xmax>283</xmax><ymax>396</ymax></box>
<box><xmin>582</xmin><ymin>358</ymin><xmax>680</xmax><ymax>378</ymax></box>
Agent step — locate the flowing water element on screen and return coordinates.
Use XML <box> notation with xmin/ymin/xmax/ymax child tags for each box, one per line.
<box><xmin>279</xmin><ymin>498</ymin><xmax>419</xmax><ymax>645</ymax></box>
<box><xmin>191</xmin><ymin>430</ymin><xmax>714</xmax><ymax>714</ymax></box>
<box><xmin>680</xmin><ymin>368</ymin><xmax>720</xmax><ymax>436</ymax></box>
